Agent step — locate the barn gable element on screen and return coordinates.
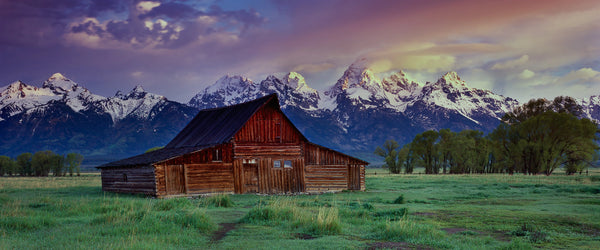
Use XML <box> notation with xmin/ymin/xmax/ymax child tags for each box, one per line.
<box><xmin>98</xmin><ymin>93</ymin><xmax>368</xmax><ymax>197</ymax></box>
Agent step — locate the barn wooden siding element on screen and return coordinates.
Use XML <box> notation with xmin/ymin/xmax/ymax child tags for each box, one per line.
<box><xmin>100</xmin><ymin>166</ymin><xmax>156</xmax><ymax>194</ymax></box>
<box><xmin>154</xmin><ymin>144</ymin><xmax>234</xmax><ymax>197</ymax></box>
<box><xmin>231</xmin><ymin>101</ymin><xmax>306</xmax><ymax>194</ymax></box>
<box><xmin>234</xmin><ymin>101</ymin><xmax>303</xmax><ymax>144</ymax></box>
<box><xmin>304</xmin><ymin>143</ymin><xmax>366</xmax><ymax>192</ymax></box>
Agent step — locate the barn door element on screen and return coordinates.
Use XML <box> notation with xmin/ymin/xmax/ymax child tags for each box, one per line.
<box><xmin>243</xmin><ymin>160</ymin><xmax>259</xmax><ymax>193</ymax></box>
<box><xmin>166</xmin><ymin>165</ymin><xmax>186</xmax><ymax>195</ymax></box>
<box><xmin>348</xmin><ymin>165</ymin><xmax>361</xmax><ymax>190</ymax></box>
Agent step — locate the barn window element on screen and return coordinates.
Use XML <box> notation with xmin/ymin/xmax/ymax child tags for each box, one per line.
<box><xmin>284</xmin><ymin>160</ymin><xmax>292</xmax><ymax>168</ymax></box>
<box><xmin>213</xmin><ymin>148</ymin><xmax>222</xmax><ymax>162</ymax></box>
<box><xmin>123</xmin><ymin>173</ymin><xmax>128</xmax><ymax>182</ymax></box>
<box><xmin>273</xmin><ymin>160</ymin><xmax>281</xmax><ymax>168</ymax></box>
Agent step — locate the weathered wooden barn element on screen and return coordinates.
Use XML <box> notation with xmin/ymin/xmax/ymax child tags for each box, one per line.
<box><xmin>97</xmin><ymin>94</ymin><xmax>367</xmax><ymax>197</ymax></box>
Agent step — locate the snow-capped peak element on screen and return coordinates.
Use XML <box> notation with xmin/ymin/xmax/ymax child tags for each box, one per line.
<box><xmin>123</xmin><ymin>85</ymin><xmax>163</xmax><ymax>100</ymax></box>
<box><xmin>284</xmin><ymin>72</ymin><xmax>317</xmax><ymax>95</ymax></box>
<box><xmin>326</xmin><ymin>59</ymin><xmax>383</xmax><ymax>98</ymax></box>
<box><xmin>206</xmin><ymin>75</ymin><xmax>254</xmax><ymax>94</ymax></box>
<box><xmin>382</xmin><ymin>70</ymin><xmax>420</xmax><ymax>96</ymax></box>
<box><xmin>49</xmin><ymin>73</ymin><xmax>68</xmax><ymax>81</ymax></box>
<box><xmin>132</xmin><ymin>85</ymin><xmax>145</xmax><ymax>93</ymax></box>
<box><xmin>43</xmin><ymin>73</ymin><xmax>79</xmax><ymax>93</ymax></box>
<box><xmin>437</xmin><ymin>71</ymin><xmax>467</xmax><ymax>87</ymax></box>
<box><xmin>1</xmin><ymin>81</ymin><xmax>35</xmax><ymax>99</ymax></box>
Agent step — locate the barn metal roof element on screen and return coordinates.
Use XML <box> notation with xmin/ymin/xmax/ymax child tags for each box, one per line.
<box><xmin>165</xmin><ymin>94</ymin><xmax>276</xmax><ymax>148</ymax></box>
<box><xmin>98</xmin><ymin>145</ymin><xmax>212</xmax><ymax>168</ymax></box>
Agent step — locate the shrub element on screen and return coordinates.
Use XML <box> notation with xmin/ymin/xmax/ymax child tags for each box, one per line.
<box><xmin>393</xmin><ymin>194</ymin><xmax>405</xmax><ymax>204</ymax></box>
<box><xmin>510</xmin><ymin>223</ymin><xmax>550</xmax><ymax>243</ymax></box>
<box><xmin>362</xmin><ymin>202</ymin><xmax>374</xmax><ymax>210</ymax></box>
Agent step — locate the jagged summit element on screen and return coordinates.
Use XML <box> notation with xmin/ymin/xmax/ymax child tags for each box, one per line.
<box><xmin>189</xmin><ymin>72</ymin><xmax>320</xmax><ymax>110</ymax></box>
<box><xmin>48</xmin><ymin>73</ymin><xmax>68</xmax><ymax>81</ymax></box>
<box><xmin>436</xmin><ymin>71</ymin><xmax>468</xmax><ymax>87</ymax></box>
<box><xmin>206</xmin><ymin>75</ymin><xmax>254</xmax><ymax>94</ymax></box>
<box><xmin>382</xmin><ymin>70</ymin><xmax>420</xmax><ymax>96</ymax></box>
<box><xmin>131</xmin><ymin>85</ymin><xmax>145</xmax><ymax>93</ymax></box>
<box><xmin>284</xmin><ymin>72</ymin><xmax>317</xmax><ymax>95</ymax></box>
<box><xmin>326</xmin><ymin>59</ymin><xmax>383</xmax><ymax>99</ymax></box>
<box><xmin>43</xmin><ymin>73</ymin><xmax>79</xmax><ymax>93</ymax></box>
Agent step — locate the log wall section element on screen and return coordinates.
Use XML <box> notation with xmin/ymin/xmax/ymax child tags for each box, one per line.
<box><xmin>304</xmin><ymin>143</ymin><xmax>367</xmax><ymax>192</ymax></box>
<box><xmin>154</xmin><ymin>144</ymin><xmax>234</xmax><ymax>197</ymax></box>
<box><xmin>101</xmin><ymin>166</ymin><xmax>156</xmax><ymax>194</ymax></box>
<box><xmin>232</xmin><ymin>145</ymin><xmax>304</xmax><ymax>194</ymax></box>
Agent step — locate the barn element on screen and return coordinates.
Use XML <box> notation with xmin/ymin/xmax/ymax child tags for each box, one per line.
<box><xmin>97</xmin><ymin>94</ymin><xmax>368</xmax><ymax>197</ymax></box>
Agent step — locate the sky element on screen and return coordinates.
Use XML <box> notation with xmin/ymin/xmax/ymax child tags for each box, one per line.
<box><xmin>0</xmin><ymin>0</ymin><xmax>599</xmax><ymax>103</ymax></box>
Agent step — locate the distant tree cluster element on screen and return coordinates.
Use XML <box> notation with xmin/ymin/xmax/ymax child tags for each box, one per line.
<box><xmin>0</xmin><ymin>151</ymin><xmax>84</xmax><ymax>177</ymax></box>
<box><xmin>376</xmin><ymin>96</ymin><xmax>600</xmax><ymax>175</ymax></box>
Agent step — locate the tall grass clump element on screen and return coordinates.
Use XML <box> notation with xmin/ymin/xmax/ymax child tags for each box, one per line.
<box><xmin>297</xmin><ymin>206</ymin><xmax>341</xmax><ymax>235</ymax></box>
<box><xmin>201</xmin><ymin>194</ymin><xmax>234</xmax><ymax>207</ymax></box>
<box><xmin>241</xmin><ymin>198</ymin><xmax>295</xmax><ymax>224</ymax></box>
<box><xmin>241</xmin><ymin>198</ymin><xmax>341</xmax><ymax>236</ymax></box>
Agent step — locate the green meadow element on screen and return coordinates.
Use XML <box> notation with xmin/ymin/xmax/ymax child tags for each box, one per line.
<box><xmin>1</xmin><ymin>169</ymin><xmax>599</xmax><ymax>249</ymax></box>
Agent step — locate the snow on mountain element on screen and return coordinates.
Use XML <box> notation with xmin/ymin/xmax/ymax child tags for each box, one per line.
<box><xmin>0</xmin><ymin>73</ymin><xmax>168</xmax><ymax>123</ymax></box>
<box><xmin>580</xmin><ymin>95</ymin><xmax>600</xmax><ymax>123</ymax></box>
<box><xmin>284</xmin><ymin>72</ymin><xmax>317</xmax><ymax>95</ymax></box>
<box><xmin>0</xmin><ymin>81</ymin><xmax>60</xmax><ymax>120</ymax></box>
<box><xmin>323</xmin><ymin>58</ymin><xmax>390</xmax><ymax>111</ymax></box>
<box><xmin>99</xmin><ymin>85</ymin><xmax>166</xmax><ymax>123</ymax></box>
<box><xmin>188</xmin><ymin>72</ymin><xmax>320</xmax><ymax>110</ymax></box>
<box><xmin>412</xmin><ymin>71</ymin><xmax>518</xmax><ymax>123</ymax></box>
<box><xmin>188</xmin><ymin>75</ymin><xmax>256</xmax><ymax>109</ymax></box>
<box><xmin>43</xmin><ymin>73</ymin><xmax>78</xmax><ymax>94</ymax></box>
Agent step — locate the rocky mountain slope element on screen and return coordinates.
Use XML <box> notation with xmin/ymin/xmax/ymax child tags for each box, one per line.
<box><xmin>0</xmin><ymin>73</ymin><xmax>197</xmax><ymax>159</ymax></box>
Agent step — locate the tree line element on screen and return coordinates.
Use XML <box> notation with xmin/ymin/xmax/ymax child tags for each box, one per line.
<box><xmin>375</xmin><ymin>96</ymin><xmax>600</xmax><ymax>175</ymax></box>
<box><xmin>0</xmin><ymin>151</ymin><xmax>84</xmax><ymax>177</ymax></box>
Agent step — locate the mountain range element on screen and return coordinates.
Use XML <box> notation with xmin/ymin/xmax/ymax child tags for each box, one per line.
<box><xmin>1</xmin><ymin>62</ymin><xmax>599</xmax><ymax>164</ymax></box>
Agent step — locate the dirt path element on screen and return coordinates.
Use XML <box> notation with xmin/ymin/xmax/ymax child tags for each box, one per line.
<box><xmin>211</xmin><ymin>222</ymin><xmax>238</xmax><ymax>242</ymax></box>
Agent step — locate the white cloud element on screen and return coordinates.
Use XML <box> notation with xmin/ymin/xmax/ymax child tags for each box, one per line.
<box><xmin>518</xmin><ymin>69</ymin><xmax>535</xmax><ymax>79</ymax></box>
<box><xmin>491</xmin><ymin>55</ymin><xmax>529</xmax><ymax>70</ymax></box>
<box><xmin>131</xmin><ymin>71</ymin><xmax>143</xmax><ymax>78</ymax></box>
<box><xmin>137</xmin><ymin>1</ymin><xmax>160</xmax><ymax>14</ymax></box>
<box><xmin>291</xmin><ymin>62</ymin><xmax>335</xmax><ymax>73</ymax></box>
<box><xmin>557</xmin><ymin>67</ymin><xmax>600</xmax><ymax>84</ymax></box>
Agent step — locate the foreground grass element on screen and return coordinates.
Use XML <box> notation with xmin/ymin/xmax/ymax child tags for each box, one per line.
<box><xmin>1</xmin><ymin>171</ymin><xmax>599</xmax><ymax>249</ymax></box>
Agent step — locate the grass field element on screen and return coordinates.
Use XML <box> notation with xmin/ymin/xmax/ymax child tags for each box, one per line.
<box><xmin>1</xmin><ymin>169</ymin><xmax>599</xmax><ymax>249</ymax></box>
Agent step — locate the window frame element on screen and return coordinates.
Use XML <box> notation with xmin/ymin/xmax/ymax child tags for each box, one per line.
<box><xmin>213</xmin><ymin>148</ymin><xmax>222</xmax><ymax>162</ymax></box>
